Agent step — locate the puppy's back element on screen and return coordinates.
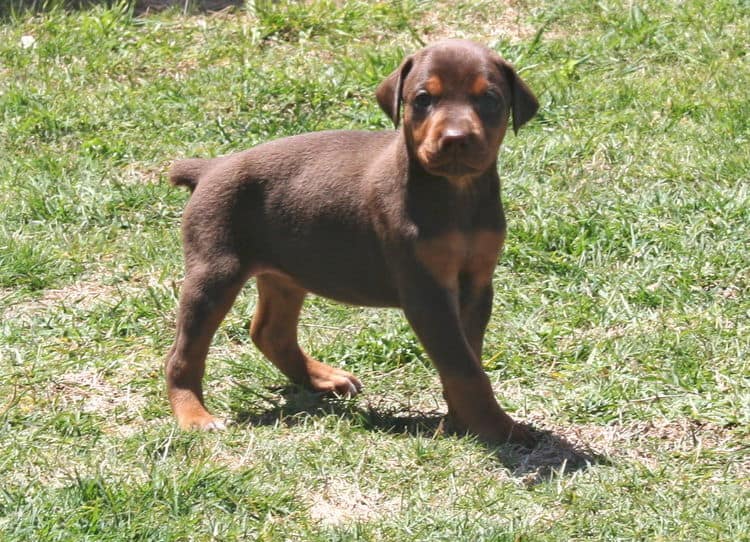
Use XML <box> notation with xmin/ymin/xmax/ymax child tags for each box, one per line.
<box><xmin>170</xmin><ymin>130</ymin><xmax>397</xmax><ymax>195</ymax></box>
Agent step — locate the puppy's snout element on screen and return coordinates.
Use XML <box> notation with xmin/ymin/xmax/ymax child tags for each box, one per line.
<box><xmin>439</xmin><ymin>128</ymin><xmax>471</xmax><ymax>151</ymax></box>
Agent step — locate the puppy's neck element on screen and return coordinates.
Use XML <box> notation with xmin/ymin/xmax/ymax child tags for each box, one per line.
<box><xmin>445</xmin><ymin>170</ymin><xmax>494</xmax><ymax>191</ymax></box>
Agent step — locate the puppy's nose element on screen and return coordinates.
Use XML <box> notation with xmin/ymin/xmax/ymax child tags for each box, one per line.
<box><xmin>439</xmin><ymin>127</ymin><xmax>471</xmax><ymax>151</ymax></box>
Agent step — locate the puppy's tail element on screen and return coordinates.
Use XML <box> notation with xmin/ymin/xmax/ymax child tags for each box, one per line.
<box><xmin>169</xmin><ymin>158</ymin><xmax>211</xmax><ymax>193</ymax></box>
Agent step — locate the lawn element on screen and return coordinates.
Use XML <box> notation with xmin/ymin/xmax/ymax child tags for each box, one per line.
<box><xmin>0</xmin><ymin>0</ymin><xmax>748</xmax><ymax>540</ymax></box>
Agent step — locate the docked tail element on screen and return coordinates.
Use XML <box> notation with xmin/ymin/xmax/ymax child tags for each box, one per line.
<box><xmin>168</xmin><ymin>158</ymin><xmax>211</xmax><ymax>193</ymax></box>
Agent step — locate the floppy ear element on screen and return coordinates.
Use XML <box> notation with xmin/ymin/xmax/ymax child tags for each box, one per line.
<box><xmin>500</xmin><ymin>61</ymin><xmax>539</xmax><ymax>134</ymax></box>
<box><xmin>375</xmin><ymin>56</ymin><xmax>413</xmax><ymax>128</ymax></box>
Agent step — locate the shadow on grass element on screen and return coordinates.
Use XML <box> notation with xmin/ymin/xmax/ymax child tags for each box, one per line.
<box><xmin>500</xmin><ymin>423</ymin><xmax>613</xmax><ymax>484</ymax></box>
<box><xmin>233</xmin><ymin>384</ymin><xmax>446</xmax><ymax>435</ymax></box>
<box><xmin>232</xmin><ymin>384</ymin><xmax>611</xmax><ymax>482</ymax></box>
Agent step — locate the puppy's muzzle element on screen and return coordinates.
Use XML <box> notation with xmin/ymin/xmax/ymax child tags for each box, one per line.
<box><xmin>424</xmin><ymin>127</ymin><xmax>489</xmax><ymax>177</ymax></box>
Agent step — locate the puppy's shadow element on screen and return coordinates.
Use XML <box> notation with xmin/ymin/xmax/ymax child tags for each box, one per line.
<box><xmin>234</xmin><ymin>384</ymin><xmax>445</xmax><ymax>434</ymax></box>
<box><xmin>232</xmin><ymin>385</ymin><xmax>610</xmax><ymax>482</ymax></box>
<box><xmin>497</xmin><ymin>424</ymin><xmax>612</xmax><ymax>484</ymax></box>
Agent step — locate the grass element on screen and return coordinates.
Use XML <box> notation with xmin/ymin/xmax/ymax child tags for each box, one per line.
<box><xmin>1</xmin><ymin>0</ymin><xmax>748</xmax><ymax>539</ymax></box>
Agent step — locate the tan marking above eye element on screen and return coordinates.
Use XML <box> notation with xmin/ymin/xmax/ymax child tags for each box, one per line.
<box><xmin>470</xmin><ymin>76</ymin><xmax>489</xmax><ymax>96</ymax></box>
<box><xmin>424</xmin><ymin>75</ymin><xmax>443</xmax><ymax>96</ymax></box>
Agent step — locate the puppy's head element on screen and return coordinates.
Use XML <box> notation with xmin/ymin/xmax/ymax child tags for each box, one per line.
<box><xmin>376</xmin><ymin>40</ymin><xmax>538</xmax><ymax>184</ymax></box>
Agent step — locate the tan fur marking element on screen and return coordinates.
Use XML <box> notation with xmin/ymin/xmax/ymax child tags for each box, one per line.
<box><xmin>425</xmin><ymin>75</ymin><xmax>443</xmax><ymax>96</ymax></box>
<box><xmin>415</xmin><ymin>231</ymin><xmax>465</xmax><ymax>290</ymax></box>
<box><xmin>466</xmin><ymin>230</ymin><xmax>505</xmax><ymax>287</ymax></box>
<box><xmin>416</xmin><ymin>230</ymin><xmax>505</xmax><ymax>290</ymax></box>
<box><xmin>470</xmin><ymin>76</ymin><xmax>489</xmax><ymax>96</ymax></box>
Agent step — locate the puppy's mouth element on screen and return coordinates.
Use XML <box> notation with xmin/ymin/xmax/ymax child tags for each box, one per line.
<box><xmin>426</xmin><ymin>161</ymin><xmax>481</xmax><ymax>177</ymax></box>
<box><xmin>419</xmin><ymin>149</ymin><xmax>489</xmax><ymax>179</ymax></box>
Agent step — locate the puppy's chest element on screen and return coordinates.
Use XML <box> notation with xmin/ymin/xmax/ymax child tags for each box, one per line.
<box><xmin>415</xmin><ymin>230</ymin><xmax>505</xmax><ymax>290</ymax></box>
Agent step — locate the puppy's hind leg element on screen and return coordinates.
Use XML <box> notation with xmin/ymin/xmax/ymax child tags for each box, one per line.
<box><xmin>250</xmin><ymin>274</ymin><xmax>362</xmax><ymax>396</ymax></box>
<box><xmin>166</xmin><ymin>258</ymin><xmax>247</xmax><ymax>430</ymax></box>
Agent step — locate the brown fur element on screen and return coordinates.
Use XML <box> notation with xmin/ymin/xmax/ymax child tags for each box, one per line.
<box><xmin>166</xmin><ymin>40</ymin><xmax>539</xmax><ymax>446</ymax></box>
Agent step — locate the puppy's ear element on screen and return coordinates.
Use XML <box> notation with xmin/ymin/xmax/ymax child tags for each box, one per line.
<box><xmin>500</xmin><ymin>60</ymin><xmax>539</xmax><ymax>134</ymax></box>
<box><xmin>376</xmin><ymin>56</ymin><xmax>413</xmax><ymax>128</ymax></box>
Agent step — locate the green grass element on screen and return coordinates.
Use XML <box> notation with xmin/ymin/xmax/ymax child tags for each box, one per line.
<box><xmin>1</xmin><ymin>0</ymin><xmax>749</xmax><ymax>539</ymax></box>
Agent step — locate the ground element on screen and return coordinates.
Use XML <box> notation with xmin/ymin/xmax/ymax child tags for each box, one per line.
<box><xmin>0</xmin><ymin>0</ymin><xmax>748</xmax><ymax>540</ymax></box>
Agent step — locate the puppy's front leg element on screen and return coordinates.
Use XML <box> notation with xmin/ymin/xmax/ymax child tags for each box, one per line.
<box><xmin>398</xmin><ymin>269</ymin><xmax>535</xmax><ymax>447</ymax></box>
<box><xmin>459</xmin><ymin>283</ymin><xmax>493</xmax><ymax>360</ymax></box>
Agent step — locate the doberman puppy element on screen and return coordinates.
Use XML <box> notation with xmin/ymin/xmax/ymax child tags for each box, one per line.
<box><xmin>166</xmin><ymin>39</ymin><xmax>539</xmax><ymax>446</ymax></box>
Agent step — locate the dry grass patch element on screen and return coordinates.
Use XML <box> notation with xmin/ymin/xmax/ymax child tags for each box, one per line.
<box><xmin>528</xmin><ymin>415</ymin><xmax>747</xmax><ymax>476</ymax></box>
<box><xmin>47</xmin><ymin>368</ymin><xmax>149</xmax><ymax>419</ymax></box>
<box><xmin>2</xmin><ymin>280</ymin><xmax>120</xmax><ymax>320</ymax></box>
<box><xmin>308</xmin><ymin>477</ymin><xmax>400</xmax><ymax>526</ymax></box>
<box><xmin>418</xmin><ymin>0</ymin><xmax>539</xmax><ymax>45</ymax></box>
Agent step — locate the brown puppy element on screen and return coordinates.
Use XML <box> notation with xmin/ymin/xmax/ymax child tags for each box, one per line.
<box><xmin>166</xmin><ymin>40</ymin><xmax>539</xmax><ymax>446</ymax></box>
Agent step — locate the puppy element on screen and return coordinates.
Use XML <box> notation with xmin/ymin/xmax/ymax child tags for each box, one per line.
<box><xmin>166</xmin><ymin>39</ymin><xmax>539</xmax><ymax>446</ymax></box>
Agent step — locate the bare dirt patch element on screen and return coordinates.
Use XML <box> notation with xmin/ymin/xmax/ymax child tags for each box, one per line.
<box><xmin>418</xmin><ymin>1</ymin><xmax>540</xmax><ymax>45</ymax></box>
<box><xmin>309</xmin><ymin>478</ymin><xmax>401</xmax><ymax>526</ymax></box>
<box><xmin>2</xmin><ymin>280</ymin><xmax>120</xmax><ymax>320</ymax></box>
<box><xmin>519</xmin><ymin>414</ymin><xmax>747</xmax><ymax>484</ymax></box>
<box><xmin>48</xmin><ymin>368</ymin><xmax>148</xmax><ymax>417</ymax></box>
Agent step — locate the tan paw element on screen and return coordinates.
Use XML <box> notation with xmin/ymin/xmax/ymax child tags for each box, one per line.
<box><xmin>175</xmin><ymin>407</ymin><xmax>227</xmax><ymax>432</ymax></box>
<box><xmin>307</xmin><ymin>362</ymin><xmax>363</xmax><ymax>397</ymax></box>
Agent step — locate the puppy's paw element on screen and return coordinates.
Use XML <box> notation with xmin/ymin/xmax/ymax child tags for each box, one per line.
<box><xmin>474</xmin><ymin>421</ymin><xmax>537</xmax><ymax>449</ymax></box>
<box><xmin>178</xmin><ymin>412</ymin><xmax>228</xmax><ymax>432</ymax></box>
<box><xmin>505</xmin><ymin>422</ymin><xmax>538</xmax><ymax>449</ymax></box>
<box><xmin>200</xmin><ymin>417</ymin><xmax>228</xmax><ymax>431</ymax></box>
<box><xmin>307</xmin><ymin>361</ymin><xmax>363</xmax><ymax>398</ymax></box>
<box><xmin>445</xmin><ymin>411</ymin><xmax>537</xmax><ymax>449</ymax></box>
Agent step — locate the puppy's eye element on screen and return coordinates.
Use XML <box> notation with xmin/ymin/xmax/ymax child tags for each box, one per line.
<box><xmin>476</xmin><ymin>92</ymin><xmax>502</xmax><ymax>115</ymax></box>
<box><xmin>413</xmin><ymin>91</ymin><xmax>433</xmax><ymax>110</ymax></box>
